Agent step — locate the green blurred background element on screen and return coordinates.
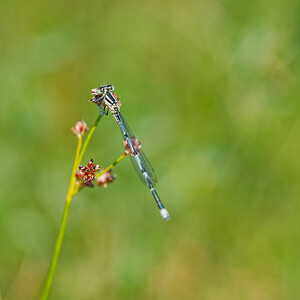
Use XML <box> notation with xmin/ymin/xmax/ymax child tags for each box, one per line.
<box><xmin>1</xmin><ymin>0</ymin><xmax>300</xmax><ymax>299</ymax></box>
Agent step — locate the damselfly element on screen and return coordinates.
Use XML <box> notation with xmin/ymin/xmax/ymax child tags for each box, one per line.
<box><xmin>90</xmin><ymin>84</ymin><xmax>170</xmax><ymax>221</ymax></box>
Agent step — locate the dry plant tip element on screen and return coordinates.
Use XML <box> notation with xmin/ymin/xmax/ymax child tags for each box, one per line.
<box><xmin>72</xmin><ymin>120</ymin><xmax>89</xmax><ymax>138</ymax></box>
<box><xmin>97</xmin><ymin>170</ymin><xmax>116</xmax><ymax>188</ymax></box>
<box><xmin>123</xmin><ymin>137</ymin><xmax>142</xmax><ymax>156</ymax></box>
<box><xmin>77</xmin><ymin>158</ymin><xmax>101</xmax><ymax>188</ymax></box>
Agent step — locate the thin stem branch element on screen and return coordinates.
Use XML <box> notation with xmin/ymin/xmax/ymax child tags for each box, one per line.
<box><xmin>96</xmin><ymin>152</ymin><xmax>127</xmax><ymax>178</ymax></box>
<box><xmin>41</xmin><ymin>137</ymin><xmax>82</xmax><ymax>300</ymax></box>
<box><xmin>41</xmin><ymin>113</ymin><xmax>124</xmax><ymax>299</ymax></box>
<box><xmin>78</xmin><ymin>114</ymin><xmax>103</xmax><ymax>165</ymax></box>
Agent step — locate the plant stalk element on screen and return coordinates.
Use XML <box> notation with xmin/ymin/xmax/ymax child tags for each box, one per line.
<box><xmin>78</xmin><ymin>114</ymin><xmax>103</xmax><ymax>165</ymax></box>
<box><xmin>96</xmin><ymin>152</ymin><xmax>127</xmax><ymax>178</ymax></box>
<box><xmin>41</xmin><ymin>136</ymin><xmax>82</xmax><ymax>300</ymax></box>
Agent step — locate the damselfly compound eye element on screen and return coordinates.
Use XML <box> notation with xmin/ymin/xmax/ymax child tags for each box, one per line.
<box><xmin>107</xmin><ymin>85</ymin><xmax>114</xmax><ymax>91</ymax></box>
<box><xmin>97</xmin><ymin>84</ymin><xmax>114</xmax><ymax>92</ymax></box>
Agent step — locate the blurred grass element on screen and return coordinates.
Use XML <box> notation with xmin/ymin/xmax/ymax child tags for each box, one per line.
<box><xmin>1</xmin><ymin>0</ymin><xmax>300</xmax><ymax>299</ymax></box>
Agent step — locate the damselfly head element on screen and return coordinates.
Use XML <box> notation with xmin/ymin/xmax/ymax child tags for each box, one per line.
<box><xmin>91</xmin><ymin>84</ymin><xmax>114</xmax><ymax>103</ymax></box>
<box><xmin>91</xmin><ymin>84</ymin><xmax>114</xmax><ymax>96</ymax></box>
<box><xmin>98</xmin><ymin>84</ymin><xmax>114</xmax><ymax>93</ymax></box>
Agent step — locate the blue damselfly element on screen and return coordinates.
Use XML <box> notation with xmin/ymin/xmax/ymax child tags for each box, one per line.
<box><xmin>90</xmin><ymin>84</ymin><xmax>170</xmax><ymax>221</ymax></box>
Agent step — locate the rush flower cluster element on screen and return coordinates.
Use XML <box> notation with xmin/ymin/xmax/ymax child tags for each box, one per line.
<box><xmin>76</xmin><ymin>158</ymin><xmax>101</xmax><ymax>187</ymax></box>
<box><xmin>97</xmin><ymin>170</ymin><xmax>116</xmax><ymax>188</ymax></box>
<box><xmin>123</xmin><ymin>137</ymin><xmax>142</xmax><ymax>156</ymax></box>
<box><xmin>76</xmin><ymin>158</ymin><xmax>116</xmax><ymax>189</ymax></box>
<box><xmin>72</xmin><ymin>120</ymin><xmax>89</xmax><ymax>138</ymax></box>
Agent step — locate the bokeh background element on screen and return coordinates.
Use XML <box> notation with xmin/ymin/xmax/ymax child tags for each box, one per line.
<box><xmin>1</xmin><ymin>0</ymin><xmax>300</xmax><ymax>299</ymax></box>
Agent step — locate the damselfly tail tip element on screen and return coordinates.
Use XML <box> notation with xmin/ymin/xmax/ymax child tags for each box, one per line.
<box><xmin>160</xmin><ymin>208</ymin><xmax>170</xmax><ymax>221</ymax></box>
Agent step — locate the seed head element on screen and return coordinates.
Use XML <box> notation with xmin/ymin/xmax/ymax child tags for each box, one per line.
<box><xmin>72</xmin><ymin>120</ymin><xmax>89</xmax><ymax>138</ymax></box>
<box><xmin>123</xmin><ymin>137</ymin><xmax>142</xmax><ymax>156</ymax></box>
<box><xmin>97</xmin><ymin>170</ymin><xmax>116</xmax><ymax>188</ymax></box>
<box><xmin>77</xmin><ymin>158</ymin><xmax>101</xmax><ymax>187</ymax></box>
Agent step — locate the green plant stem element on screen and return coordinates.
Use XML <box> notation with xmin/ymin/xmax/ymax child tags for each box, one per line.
<box><xmin>41</xmin><ymin>136</ymin><xmax>82</xmax><ymax>300</ymax></box>
<box><xmin>96</xmin><ymin>152</ymin><xmax>127</xmax><ymax>178</ymax></box>
<box><xmin>78</xmin><ymin>114</ymin><xmax>103</xmax><ymax>165</ymax></box>
<box><xmin>42</xmin><ymin>114</ymin><xmax>124</xmax><ymax>298</ymax></box>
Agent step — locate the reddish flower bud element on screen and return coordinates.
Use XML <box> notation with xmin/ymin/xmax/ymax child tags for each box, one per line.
<box><xmin>72</xmin><ymin>120</ymin><xmax>89</xmax><ymax>138</ymax></box>
<box><xmin>123</xmin><ymin>137</ymin><xmax>142</xmax><ymax>156</ymax></box>
<box><xmin>77</xmin><ymin>158</ymin><xmax>101</xmax><ymax>188</ymax></box>
<box><xmin>96</xmin><ymin>170</ymin><xmax>116</xmax><ymax>188</ymax></box>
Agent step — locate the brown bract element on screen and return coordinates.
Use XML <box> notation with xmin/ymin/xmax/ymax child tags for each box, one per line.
<box><xmin>77</xmin><ymin>158</ymin><xmax>101</xmax><ymax>187</ymax></box>
<box><xmin>97</xmin><ymin>170</ymin><xmax>115</xmax><ymax>188</ymax></box>
<box><xmin>71</xmin><ymin>120</ymin><xmax>89</xmax><ymax>138</ymax></box>
<box><xmin>123</xmin><ymin>137</ymin><xmax>142</xmax><ymax>156</ymax></box>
